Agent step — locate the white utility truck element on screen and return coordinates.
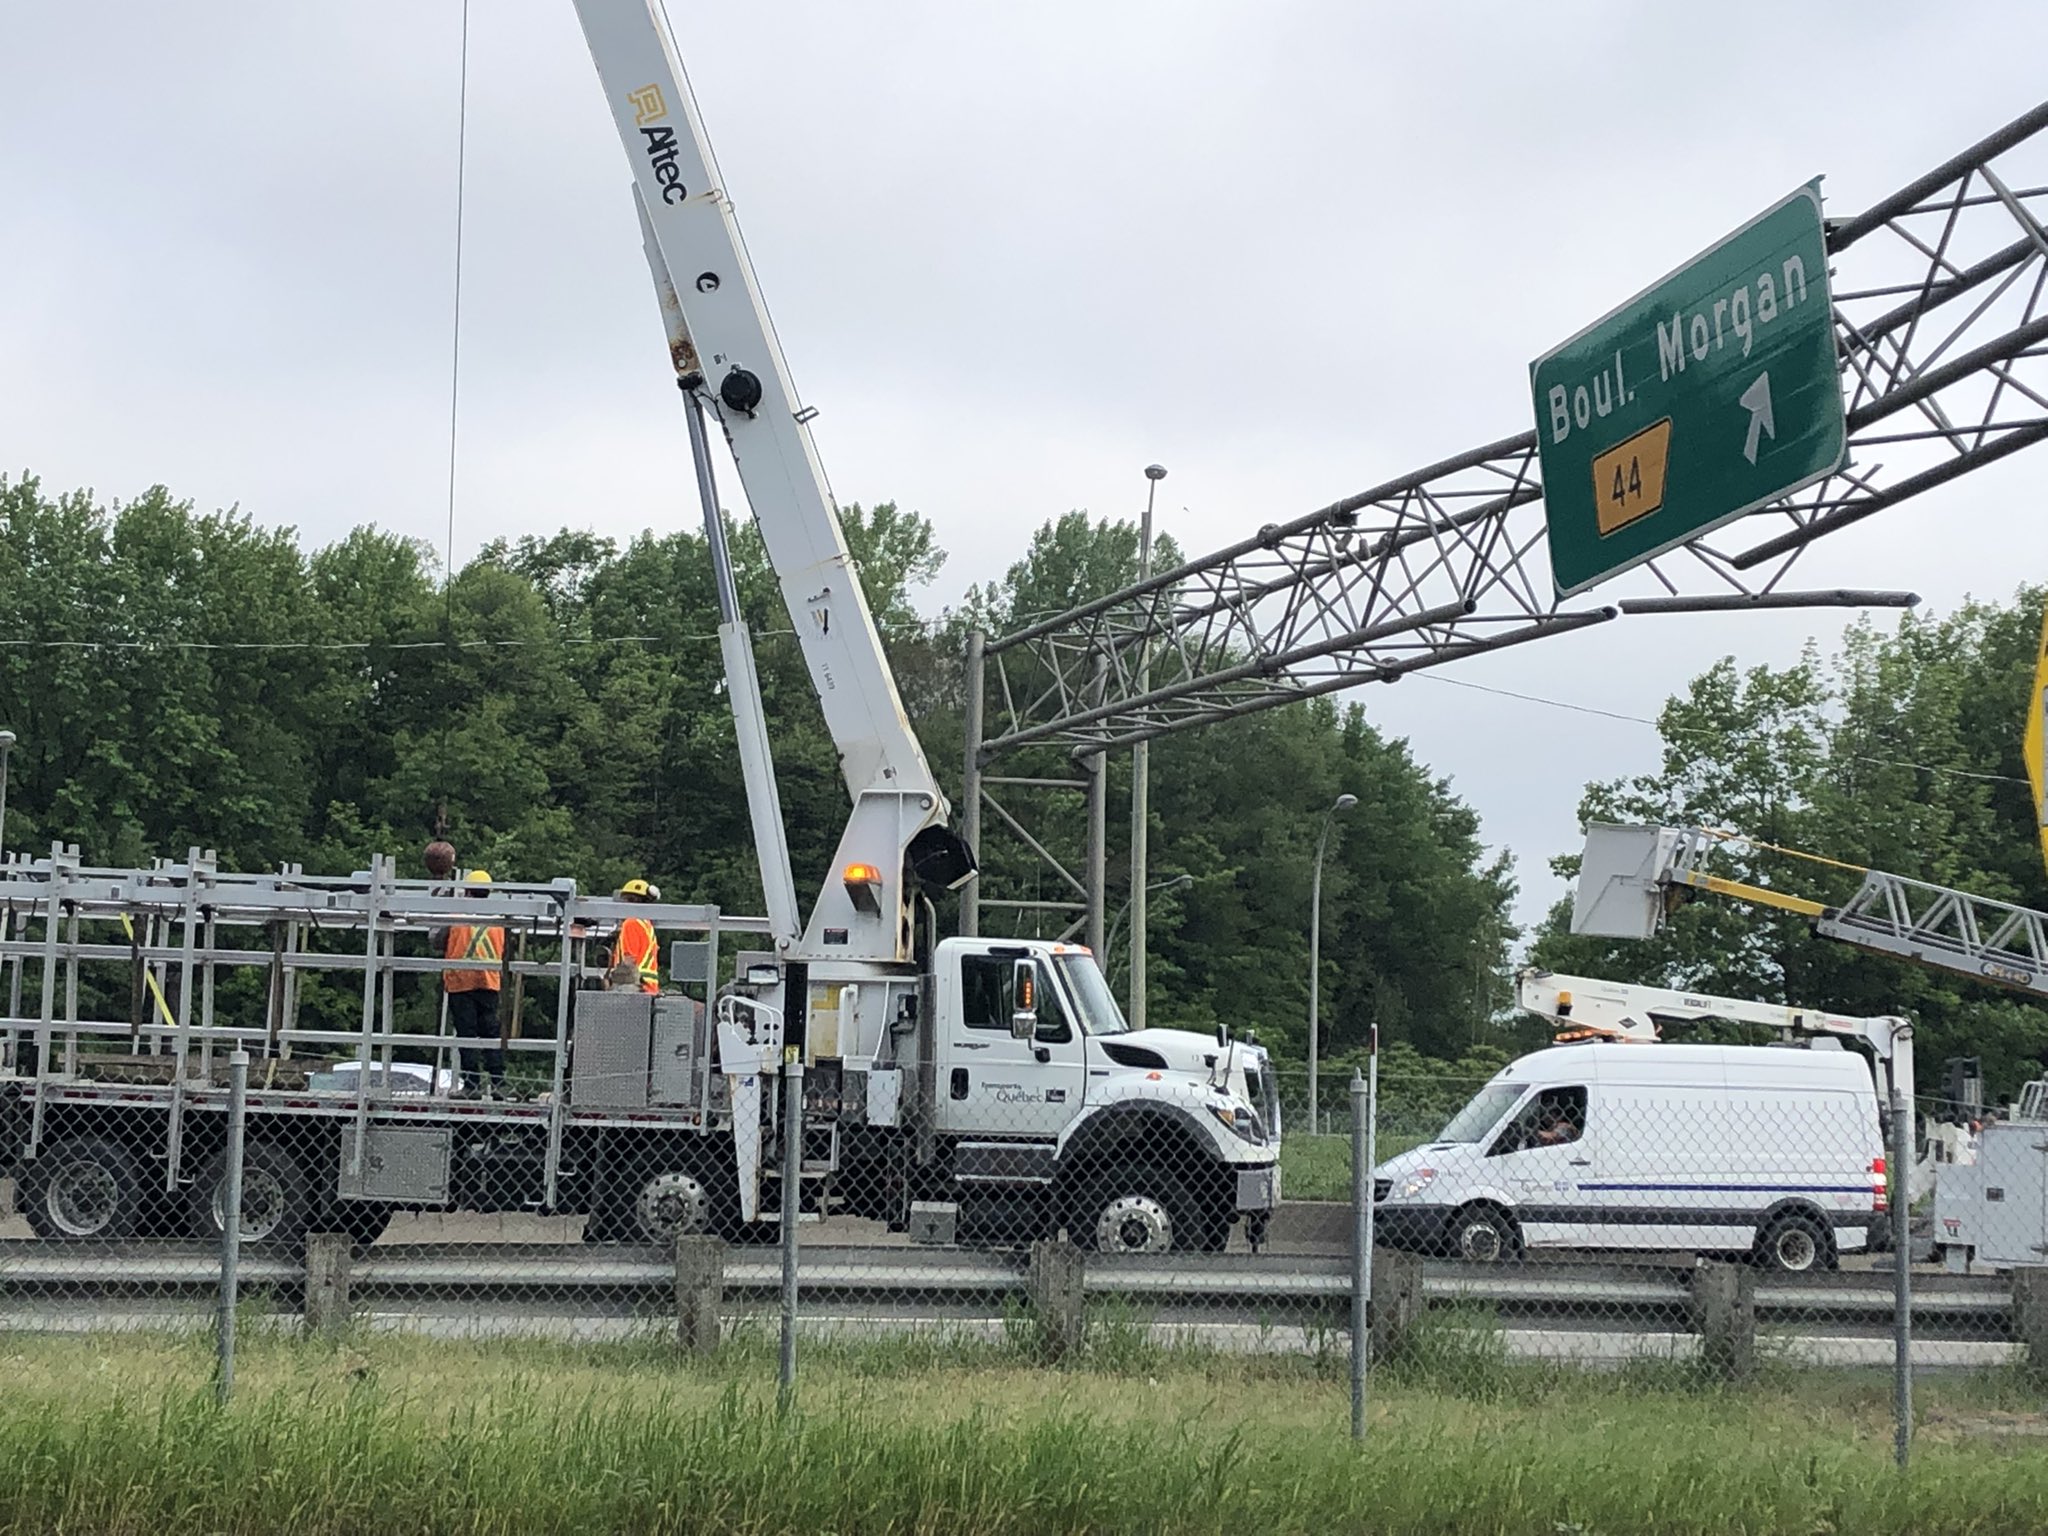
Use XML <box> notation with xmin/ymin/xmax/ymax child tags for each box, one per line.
<box><xmin>0</xmin><ymin>0</ymin><xmax>1281</xmax><ymax>1255</ymax></box>
<box><xmin>1372</xmin><ymin>969</ymin><xmax>1909</xmax><ymax>1271</ymax></box>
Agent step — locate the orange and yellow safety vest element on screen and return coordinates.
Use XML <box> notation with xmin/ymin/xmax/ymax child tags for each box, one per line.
<box><xmin>443</xmin><ymin>923</ymin><xmax>505</xmax><ymax>993</ymax></box>
<box><xmin>616</xmin><ymin>916</ymin><xmax>660</xmax><ymax>994</ymax></box>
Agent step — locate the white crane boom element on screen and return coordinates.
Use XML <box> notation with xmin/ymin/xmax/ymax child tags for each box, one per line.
<box><xmin>1516</xmin><ymin>967</ymin><xmax>1916</xmax><ymax>1103</ymax></box>
<box><xmin>571</xmin><ymin>1</ymin><xmax>972</xmax><ymax>963</ymax></box>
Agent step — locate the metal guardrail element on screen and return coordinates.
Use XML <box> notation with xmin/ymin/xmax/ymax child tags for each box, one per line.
<box><xmin>0</xmin><ymin>1243</ymin><xmax>2016</xmax><ymax>1337</ymax></box>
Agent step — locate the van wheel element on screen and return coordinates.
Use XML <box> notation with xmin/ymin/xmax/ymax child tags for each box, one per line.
<box><xmin>21</xmin><ymin>1139</ymin><xmax>144</xmax><ymax>1241</ymax></box>
<box><xmin>1757</xmin><ymin>1212</ymin><xmax>1835</xmax><ymax>1274</ymax></box>
<box><xmin>190</xmin><ymin>1143</ymin><xmax>312</xmax><ymax>1250</ymax></box>
<box><xmin>1449</xmin><ymin>1204</ymin><xmax>1520</xmax><ymax>1264</ymax></box>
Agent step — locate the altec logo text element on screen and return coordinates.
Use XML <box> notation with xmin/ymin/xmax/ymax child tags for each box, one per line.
<box><xmin>628</xmin><ymin>84</ymin><xmax>687</xmax><ymax>205</ymax></box>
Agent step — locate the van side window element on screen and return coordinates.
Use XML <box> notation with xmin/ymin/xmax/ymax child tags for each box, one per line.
<box><xmin>1488</xmin><ymin>1085</ymin><xmax>1587</xmax><ymax>1156</ymax></box>
<box><xmin>958</xmin><ymin>956</ymin><xmax>1072</xmax><ymax>1043</ymax></box>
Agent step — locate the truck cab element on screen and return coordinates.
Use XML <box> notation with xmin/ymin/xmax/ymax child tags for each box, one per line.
<box><xmin>918</xmin><ymin>938</ymin><xmax>1280</xmax><ymax>1252</ymax></box>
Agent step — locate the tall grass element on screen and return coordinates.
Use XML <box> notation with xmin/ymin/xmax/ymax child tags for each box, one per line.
<box><xmin>1</xmin><ymin>1330</ymin><xmax>2046</xmax><ymax>1534</ymax></box>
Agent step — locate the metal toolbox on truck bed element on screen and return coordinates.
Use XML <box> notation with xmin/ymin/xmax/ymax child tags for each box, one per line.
<box><xmin>571</xmin><ymin>992</ymin><xmax>654</xmax><ymax>1108</ymax></box>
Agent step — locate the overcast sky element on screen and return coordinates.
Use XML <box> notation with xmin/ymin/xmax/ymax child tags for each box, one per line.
<box><xmin>7</xmin><ymin>2</ymin><xmax>2047</xmax><ymax>936</ymax></box>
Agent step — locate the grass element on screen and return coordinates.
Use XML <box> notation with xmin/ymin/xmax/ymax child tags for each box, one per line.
<box><xmin>3</xmin><ymin>1327</ymin><xmax>2047</xmax><ymax>1534</ymax></box>
<box><xmin>1279</xmin><ymin>1128</ymin><xmax>1427</xmax><ymax>1200</ymax></box>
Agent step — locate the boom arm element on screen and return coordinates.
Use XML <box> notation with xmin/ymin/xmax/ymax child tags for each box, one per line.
<box><xmin>1516</xmin><ymin>966</ymin><xmax>1914</xmax><ymax>1103</ymax></box>
<box><xmin>572</xmin><ymin>1</ymin><xmax>972</xmax><ymax>962</ymax></box>
<box><xmin>1574</xmin><ymin>822</ymin><xmax>2048</xmax><ymax>1007</ymax></box>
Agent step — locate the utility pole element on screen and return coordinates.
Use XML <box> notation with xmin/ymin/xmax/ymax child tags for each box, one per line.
<box><xmin>1308</xmin><ymin>792</ymin><xmax>1357</xmax><ymax>1132</ymax></box>
<box><xmin>1129</xmin><ymin>464</ymin><xmax>1166</xmax><ymax>1027</ymax></box>
<box><xmin>0</xmin><ymin>730</ymin><xmax>15</xmax><ymax>864</ymax></box>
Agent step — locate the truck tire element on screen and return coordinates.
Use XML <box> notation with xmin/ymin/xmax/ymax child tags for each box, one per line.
<box><xmin>1071</xmin><ymin>1165</ymin><xmax>1200</xmax><ymax>1256</ymax></box>
<box><xmin>190</xmin><ymin>1142</ymin><xmax>313</xmax><ymax>1250</ymax></box>
<box><xmin>1449</xmin><ymin>1203</ymin><xmax>1521</xmax><ymax>1264</ymax></box>
<box><xmin>587</xmin><ymin>1166</ymin><xmax>728</xmax><ymax>1245</ymax></box>
<box><xmin>20</xmin><ymin>1138</ymin><xmax>144</xmax><ymax>1241</ymax></box>
<box><xmin>1756</xmin><ymin>1211</ymin><xmax>1835</xmax><ymax>1274</ymax></box>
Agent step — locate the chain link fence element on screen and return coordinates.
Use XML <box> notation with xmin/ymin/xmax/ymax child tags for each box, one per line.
<box><xmin>3</xmin><ymin>853</ymin><xmax>2047</xmax><ymax>1463</ymax></box>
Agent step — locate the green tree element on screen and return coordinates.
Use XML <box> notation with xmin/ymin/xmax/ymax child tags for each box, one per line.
<box><xmin>1534</xmin><ymin>590</ymin><xmax>2048</xmax><ymax>1095</ymax></box>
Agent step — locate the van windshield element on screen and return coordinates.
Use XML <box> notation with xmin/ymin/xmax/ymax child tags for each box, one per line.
<box><xmin>1437</xmin><ymin>1082</ymin><xmax>1527</xmax><ymax>1144</ymax></box>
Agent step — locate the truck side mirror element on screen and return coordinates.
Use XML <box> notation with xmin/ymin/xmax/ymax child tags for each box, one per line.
<box><xmin>1010</xmin><ymin>959</ymin><xmax>1038</xmax><ymax>1039</ymax></box>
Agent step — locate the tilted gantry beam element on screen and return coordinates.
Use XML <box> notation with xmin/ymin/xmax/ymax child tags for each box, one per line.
<box><xmin>979</xmin><ymin>102</ymin><xmax>2048</xmax><ymax>759</ymax></box>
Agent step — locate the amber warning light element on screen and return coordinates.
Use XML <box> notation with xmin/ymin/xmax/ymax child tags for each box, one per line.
<box><xmin>842</xmin><ymin>862</ymin><xmax>883</xmax><ymax>915</ymax></box>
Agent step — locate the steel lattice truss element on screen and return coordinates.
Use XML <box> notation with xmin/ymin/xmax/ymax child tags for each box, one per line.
<box><xmin>983</xmin><ymin>103</ymin><xmax>2048</xmax><ymax>759</ymax></box>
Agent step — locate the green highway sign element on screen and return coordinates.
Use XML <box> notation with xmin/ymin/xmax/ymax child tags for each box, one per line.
<box><xmin>1531</xmin><ymin>181</ymin><xmax>1848</xmax><ymax>597</ymax></box>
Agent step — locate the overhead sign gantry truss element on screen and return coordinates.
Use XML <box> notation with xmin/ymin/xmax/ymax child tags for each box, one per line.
<box><xmin>962</xmin><ymin>102</ymin><xmax>2048</xmax><ymax>947</ymax></box>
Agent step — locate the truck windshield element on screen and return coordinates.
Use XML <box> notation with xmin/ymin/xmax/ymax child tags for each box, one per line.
<box><xmin>1055</xmin><ymin>955</ymin><xmax>1132</xmax><ymax>1037</ymax></box>
<box><xmin>1437</xmin><ymin>1082</ymin><xmax>1527</xmax><ymax>1144</ymax></box>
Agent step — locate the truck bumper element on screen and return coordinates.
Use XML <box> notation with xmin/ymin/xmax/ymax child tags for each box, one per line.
<box><xmin>1234</xmin><ymin>1163</ymin><xmax>1280</xmax><ymax>1213</ymax></box>
<box><xmin>1371</xmin><ymin>1203</ymin><xmax>1456</xmax><ymax>1254</ymax></box>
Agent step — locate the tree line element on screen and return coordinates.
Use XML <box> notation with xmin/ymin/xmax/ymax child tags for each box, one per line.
<box><xmin>0</xmin><ymin>474</ymin><xmax>1517</xmax><ymax>1065</ymax></box>
<box><xmin>7</xmin><ymin>474</ymin><xmax>2040</xmax><ymax>1092</ymax></box>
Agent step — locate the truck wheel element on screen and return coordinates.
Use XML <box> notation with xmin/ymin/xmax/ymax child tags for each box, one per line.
<box><xmin>1449</xmin><ymin>1204</ymin><xmax>1521</xmax><ymax>1264</ymax></box>
<box><xmin>191</xmin><ymin>1142</ymin><xmax>312</xmax><ymax>1250</ymax></box>
<box><xmin>21</xmin><ymin>1138</ymin><xmax>143</xmax><ymax>1241</ymax></box>
<box><xmin>1757</xmin><ymin>1211</ymin><xmax>1835</xmax><ymax>1274</ymax></box>
<box><xmin>1073</xmin><ymin>1166</ymin><xmax>1198</xmax><ymax>1255</ymax></box>
<box><xmin>633</xmin><ymin>1170</ymin><xmax>715</xmax><ymax>1243</ymax></box>
<box><xmin>588</xmin><ymin>1168</ymin><xmax>723</xmax><ymax>1244</ymax></box>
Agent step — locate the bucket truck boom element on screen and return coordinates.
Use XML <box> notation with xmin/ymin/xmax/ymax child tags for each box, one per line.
<box><xmin>573</xmin><ymin>3</ymin><xmax>973</xmax><ymax>967</ymax></box>
<box><xmin>556</xmin><ymin>0</ymin><xmax>1282</xmax><ymax>1247</ymax></box>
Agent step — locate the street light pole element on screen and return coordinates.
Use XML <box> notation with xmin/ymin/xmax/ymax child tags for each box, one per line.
<box><xmin>1129</xmin><ymin>464</ymin><xmax>1166</xmax><ymax>1029</ymax></box>
<box><xmin>1308</xmin><ymin>792</ymin><xmax>1358</xmax><ymax>1133</ymax></box>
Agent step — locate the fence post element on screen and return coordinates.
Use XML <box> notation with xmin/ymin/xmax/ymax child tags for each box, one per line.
<box><xmin>1370</xmin><ymin>1247</ymin><xmax>1423</xmax><ymax>1361</ymax></box>
<box><xmin>1689</xmin><ymin>1261</ymin><xmax>1756</xmax><ymax>1381</ymax></box>
<box><xmin>2011</xmin><ymin>1267</ymin><xmax>2048</xmax><ymax>1377</ymax></box>
<box><xmin>675</xmin><ymin>1235</ymin><xmax>725</xmax><ymax>1355</ymax></box>
<box><xmin>1350</xmin><ymin>1029</ymin><xmax>1377</xmax><ymax>1443</ymax></box>
<box><xmin>1890</xmin><ymin>1086</ymin><xmax>1912</xmax><ymax>1468</ymax></box>
<box><xmin>1027</xmin><ymin>1237</ymin><xmax>1086</xmax><ymax>1363</ymax></box>
<box><xmin>778</xmin><ymin>1055</ymin><xmax>803</xmax><ymax>1414</ymax></box>
<box><xmin>216</xmin><ymin>1047</ymin><xmax>248</xmax><ymax>1404</ymax></box>
<box><xmin>304</xmin><ymin>1232</ymin><xmax>353</xmax><ymax>1337</ymax></box>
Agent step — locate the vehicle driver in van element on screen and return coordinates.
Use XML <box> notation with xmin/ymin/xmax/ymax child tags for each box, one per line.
<box><xmin>1530</xmin><ymin>1101</ymin><xmax>1581</xmax><ymax>1146</ymax></box>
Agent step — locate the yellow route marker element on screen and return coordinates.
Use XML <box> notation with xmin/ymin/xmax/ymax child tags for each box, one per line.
<box><xmin>1591</xmin><ymin>418</ymin><xmax>1672</xmax><ymax>536</ymax></box>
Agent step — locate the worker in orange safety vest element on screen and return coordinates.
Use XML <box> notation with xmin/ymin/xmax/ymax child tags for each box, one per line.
<box><xmin>610</xmin><ymin>878</ymin><xmax>661</xmax><ymax>994</ymax></box>
<box><xmin>442</xmin><ymin>869</ymin><xmax>507</xmax><ymax>1096</ymax></box>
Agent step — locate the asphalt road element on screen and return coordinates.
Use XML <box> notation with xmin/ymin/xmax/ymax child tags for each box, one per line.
<box><xmin>0</xmin><ymin>1178</ymin><xmax>1926</xmax><ymax>1272</ymax></box>
<box><xmin>0</xmin><ymin>1176</ymin><xmax>1355</xmax><ymax>1252</ymax></box>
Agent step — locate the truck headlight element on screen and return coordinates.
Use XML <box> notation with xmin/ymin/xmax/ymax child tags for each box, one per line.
<box><xmin>1208</xmin><ymin>1101</ymin><xmax>1266</xmax><ymax>1144</ymax></box>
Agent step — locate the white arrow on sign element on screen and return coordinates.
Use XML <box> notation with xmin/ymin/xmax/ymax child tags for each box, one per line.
<box><xmin>1740</xmin><ymin>371</ymin><xmax>1776</xmax><ymax>465</ymax></box>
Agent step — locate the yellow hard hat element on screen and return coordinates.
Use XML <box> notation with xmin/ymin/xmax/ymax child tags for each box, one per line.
<box><xmin>465</xmin><ymin>869</ymin><xmax>492</xmax><ymax>886</ymax></box>
<box><xmin>620</xmin><ymin>878</ymin><xmax>653</xmax><ymax>897</ymax></box>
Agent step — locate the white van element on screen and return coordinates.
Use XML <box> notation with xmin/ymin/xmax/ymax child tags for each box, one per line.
<box><xmin>1372</xmin><ymin>1043</ymin><xmax>1887</xmax><ymax>1272</ymax></box>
